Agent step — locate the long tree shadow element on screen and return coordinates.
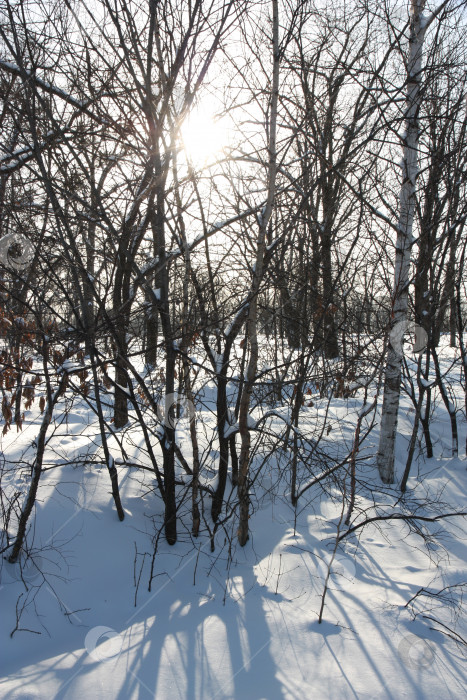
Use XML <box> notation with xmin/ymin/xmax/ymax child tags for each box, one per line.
<box><xmin>110</xmin><ymin>545</ymin><xmax>287</xmax><ymax>700</ymax></box>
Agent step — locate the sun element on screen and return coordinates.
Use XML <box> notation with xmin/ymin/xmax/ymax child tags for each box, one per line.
<box><xmin>180</xmin><ymin>106</ymin><xmax>228</xmax><ymax>166</ymax></box>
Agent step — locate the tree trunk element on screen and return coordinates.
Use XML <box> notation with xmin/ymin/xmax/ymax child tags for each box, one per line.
<box><xmin>377</xmin><ymin>0</ymin><xmax>427</xmax><ymax>483</ymax></box>
<box><xmin>154</xmin><ymin>180</ymin><xmax>177</xmax><ymax>545</ymax></box>
<box><xmin>113</xmin><ymin>316</ymin><xmax>130</xmax><ymax>429</ymax></box>
<box><xmin>237</xmin><ymin>0</ymin><xmax>279</xmax><ymax>546</ymax></box>
<box><xmin>9</xmin><ymin>355</ymin><xmax>68</xmax><ymax>563</ymax></box>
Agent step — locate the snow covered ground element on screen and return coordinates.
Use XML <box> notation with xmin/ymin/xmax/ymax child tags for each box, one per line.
<box><xmin>1</xmin><ymin>343</ymin><xmax>466</xmax><ymax>700</ymax></box>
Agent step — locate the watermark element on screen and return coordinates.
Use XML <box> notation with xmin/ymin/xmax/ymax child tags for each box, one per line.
<box><xmin>157</xmin><ymin>392</ymin><xmax>195</xmax><ymax>429</ymax></box>
<box><xmin>6</xmin><ymin>690</ymin><xmax>40</xmax><ymax>700</ymax></box>
<box><xmin>3</xmin><ymin>554</ymin><xmax>44</xmax><ymax>584</ymax></box>
<box><xmin>84</xmin><ymin>625</ymin><xmax>123</xmax><ymax>662</ymax></box>
<box><xmin>398</xmin><ymin>633</ymin><xmax>435</xmax><ymax>669</ymax></box>
<box><xmin>0</xmin><ymin>233</ymin><xmax>34</xmax><ymax>272</ymax></box>
<box><xmin>316</xmin><ymin>553</ymin><xmax>356</xmax><ymax>591</ymax></box>
<box><xmin>389</xmin><ymin>320</ymin><xmax>428</xmax><ymax>357</ymax></box>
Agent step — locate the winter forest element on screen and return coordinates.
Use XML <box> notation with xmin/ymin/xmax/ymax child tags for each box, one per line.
<box><xmin>1</xmin><ymin>0</ymin><xmax>467</xmax><ymax>698</ymax></box>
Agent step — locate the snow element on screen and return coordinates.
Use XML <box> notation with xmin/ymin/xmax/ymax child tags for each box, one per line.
<box><xmin>0</xmin><ymin>342</ymin><xmax>466</xmax><ymax>700</ymax></box>
<box><xmin>210</xmin><ymin>349</ymin><xmax>224</xmax><ymax>372</ymax></box>
<box><xmin>223</xmin><ymin>421</ymin><xmax>238</xmax><ymax>438</ymax></box>
<box><xmin>246</xmin><ymin>413</ymin><xmax>256</xmax><ymax>429</ymax></box>
<box><xmin>57</xmin><ymin>359</ymin><xmax>80</xmax><ymax>373</ymax></box>
<box><xmin>0</xmin><ymin>150</ymin><xmax>35</xmax><ymax>173</ymax></box>
<box><xmin>2</xmin><ymin>454</ymin><xmax>466</xmax><ymax>700</ymax></box>
<box><xmin>224</xmin><ymin>304</ymin><xmax>248</xmax><ymax>338</ymax></box>
<box><xmin>0</xmin><ymin>131</ymin><xmax>59</xmax><ymax>173</ymax></box>
<box><xmin>114</xmin><ymin>383</ymin><xmax>131</xmax><ymax>396</ymax></box>
<box><xmin>0</xmin><ymin>60</ymin><xmax>85</xmax><ymax>108</ymax></box>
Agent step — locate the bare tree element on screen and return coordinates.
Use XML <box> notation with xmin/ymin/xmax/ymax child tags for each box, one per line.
<box><xmin>377</xmin><ymin>0</ymin><xmax>458</xmax><ymax>484</ymax></box>
<box><xmin>237</xmin><ymin>0</ymin><xmax>280</xmax><ymax>545</ymax></box>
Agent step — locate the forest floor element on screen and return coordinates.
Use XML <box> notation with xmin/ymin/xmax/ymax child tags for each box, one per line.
<box><xmin>0</xmin><ymin>338</ymin><xmax>466</xmax><ymax>699</ymax></box>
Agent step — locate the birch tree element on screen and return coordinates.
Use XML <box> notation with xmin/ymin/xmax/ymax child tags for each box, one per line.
<box><xmin>377</xmin><ymin>0</ymin><xmax>457</xmax><ymax>483</ymax></box>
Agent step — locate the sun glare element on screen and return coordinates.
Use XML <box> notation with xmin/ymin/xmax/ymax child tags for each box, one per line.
<box><xmin>180</xmin><ymin>107</ymin><xmax>228</xmax><ymax>165</ymax></box>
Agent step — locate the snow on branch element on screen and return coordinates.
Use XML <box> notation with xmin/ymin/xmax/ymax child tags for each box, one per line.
<box><xmin>0</xmin><ymin>59</ymin><xmax>107</xmax><ymax>127</ymax></box>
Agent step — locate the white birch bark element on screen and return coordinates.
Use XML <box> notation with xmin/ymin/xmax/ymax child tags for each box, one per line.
<box><xmin>377</xmin><ymin>0</ymin><xmax>428</xmax><ymax>483</ymax></box>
